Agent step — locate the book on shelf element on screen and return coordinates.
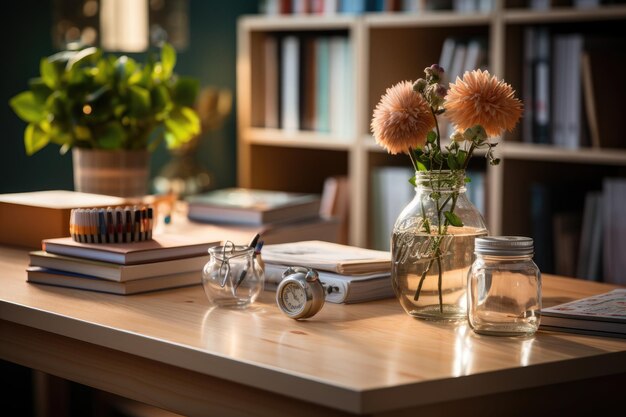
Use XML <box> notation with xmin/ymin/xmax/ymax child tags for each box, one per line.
<box><xmin>264</xmin><ymin>263</ymin><xmax>394</xmax><ymax>304</ymax></box>
<box><xmin>328</xmin><ymin>35</ymin><xmax>353</xmax><ymax>138</ymax></box>
<box><xmin>26</xmin><ymin>266</ymin><xmax>201</xmax><ymax>295</ymax></box>
<box><xmin>539</xmin><ymin>289</ymin><xmax>626</xmax><ymax>339</ymax></box>
<box><xmin>370</xmin><ymin>166</ymin><xmax>414</xmax><ymax>251</ymax></box>
<box><xmin>552</xmin><ymin>211</ymin><xmax>582</xmax><ymax>278</ymax></box>
<box><xmin>575</xmin><ymin>191</ymin><xmax>603</xmax><ymax>281</ymax></box>
<box><xmin>300</xmin><ymin>34</ymin><xmax>318</xmax><ymax>131</ymax></box>
<box><xmin>314</xmin><ymin>36</ymin><xmax>331</xmax><ymax>133</ymax></box>
<box><xmin>28</xmin><ymin>250</ymin><xmax>210</xmax><ymax>282</ymax></box>
<box><xmin>42</xmin><ymin>235</ymin><xmax>219</xmax><ymax>265</ymax></box>
<box><xmin>264</xmin><ymin>35</ymin><xmax>280</xmax><ymax>129</ymax></box>
<box><xmin>186</xmin><ymin>188</ymin><xmax>322</xmax><ymax>226</ymax></box>
<box><xmin>261</xmin><ymin>240</ymin><xmax>391</xmax><ymax>275</ymax></box>
<box><xmin>0</xmin><ymin>190</ymin><xmax>126</xmax><ymax>249</ymax></box>
<box><xmin>319</xmin><ymin>175</ymin><xmax>350</xmax><ymax>244</ymax></box>
<box><xmin>522</xmin><ymin>26</ymin><xmax>551</xmax><ymax>144</ymax></box>
<box><xmin>581</xmin><ymin>36</ymin><xmax>626</xmax><ymax>149</ymax></box>
<box><xmin>281</xmin><ymin>35</ymin><xmax>300</xmax><ymax>131</ymax></box>
<box><xmin>602</xmin><ymin>178</ymin><xmax>626</xmax><ymax>285</ymax></box>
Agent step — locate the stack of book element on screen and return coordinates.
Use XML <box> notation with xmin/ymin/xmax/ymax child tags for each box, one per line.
<box><xmin>261</xmin><ymin>240</ymin><xmax>393</xmax><ymax>304</ymax></box>
<box><xmin>26</xmin><ymin>235</ymin><xmax>220</xmax><ymax>295</ymax></box>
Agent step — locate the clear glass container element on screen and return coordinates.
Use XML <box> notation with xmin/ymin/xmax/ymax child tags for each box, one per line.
<box><xmin>392</xmin><ymin>170</ymin><xmax>488</xmax><ymax>322</ymax></box>
<box><xmin>202</xmin><ymin>244</ymin><xmax>264</xmax><ymax>308</ymax></box>
<box><xmin>467</xmin><ymin>236</ymin><xmax>542</xmax><ymax>336</ymax></box>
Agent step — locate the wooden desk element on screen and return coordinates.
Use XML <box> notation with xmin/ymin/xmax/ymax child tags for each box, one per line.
<box><xmin>1</xmin><ymin>246</ymin><xmax>625</xmax><ymax>417</ymax></box>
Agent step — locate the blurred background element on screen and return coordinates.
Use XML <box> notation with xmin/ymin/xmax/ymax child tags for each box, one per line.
<box><xmin>0</xmin><ymin>0</ymin><xmax>258</xmax><ymax>195</ymax></box>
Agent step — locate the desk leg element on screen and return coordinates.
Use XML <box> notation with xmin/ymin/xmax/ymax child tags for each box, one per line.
<box><xmin>33</xmin><ymin>371</ymin><xmax>71</xmax><ymax>417</ymax></box>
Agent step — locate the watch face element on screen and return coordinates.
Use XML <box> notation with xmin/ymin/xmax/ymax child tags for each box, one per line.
<box><xmin>280</xmin><ymin>281</ymin><xmax>306</xmax><ymax>315</ymax></box>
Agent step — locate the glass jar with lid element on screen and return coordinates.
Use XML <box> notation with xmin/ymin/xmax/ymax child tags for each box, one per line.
<box><xmin>467</xmin><ymin>236</ymin><xmax>541</xmax><ymax>336</ymax></box>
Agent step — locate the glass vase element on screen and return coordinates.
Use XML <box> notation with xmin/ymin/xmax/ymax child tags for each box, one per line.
<box><xmin>391</xmin><ymin>170</ymin><xmax>488</xmax><ymax>322</ymax></box>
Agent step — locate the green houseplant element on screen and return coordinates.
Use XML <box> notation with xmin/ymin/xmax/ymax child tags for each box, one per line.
<box><xmin>9</xmin><ymin>42</ymin><xmax>200</xmax><ymax>197</ymax></box>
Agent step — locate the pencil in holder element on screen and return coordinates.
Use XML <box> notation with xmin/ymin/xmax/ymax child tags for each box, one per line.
<box><xmin>69</xmin><ymin>205</ymin><xmax>154</xmax><ymax>244</ymax></box>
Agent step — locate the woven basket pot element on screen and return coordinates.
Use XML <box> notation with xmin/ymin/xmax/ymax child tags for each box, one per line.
<box><xmin>72</xmin><ymin>148</ymin><xmax>150</xmax><ymax>198</ymax></box>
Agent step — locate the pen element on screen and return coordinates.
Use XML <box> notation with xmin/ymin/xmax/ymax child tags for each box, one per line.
<box><xmin>234</xmin><ymin>235</ymin><xmax>263</xmax><ymax>291</ymax></box>
<box><xmin>106</xmin><ymin>208</ymin><xmax>114</xmax><ymax>243</ymax></box>
<box><xmin>115</xmin><ymin>208</ymin><xmax>123</xmax><ymax>243</ymax></box>
<box><xmin>124</xmin><ymin>207</ymin><xmax>132</xmax><ymax>243</ymax></box>
<box><xmin>147</xmin><ymin>206</ymin><xmax>153</xmax><ymax>240</ymax></box>
<box><xmin>98</xmin><ymin>209</ymin><xmax>106</xmax><ymax>243</ymax></box>
<box><xmin>133</xmin><ymin>207</ymin><xmax>141</xmax><ymax>242</ymax></box>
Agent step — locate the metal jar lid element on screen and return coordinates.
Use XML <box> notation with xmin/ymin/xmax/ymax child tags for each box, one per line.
<box><xmin>474</xmin><ymin>236</ymin><xmax>534</xmax><ymax>256</ymax></box>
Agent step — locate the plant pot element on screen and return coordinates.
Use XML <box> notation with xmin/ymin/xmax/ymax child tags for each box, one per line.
<box><xmin>72</xmin><ymin>148</ymin><xmax>150</xmax><ymax>198</ymax></box>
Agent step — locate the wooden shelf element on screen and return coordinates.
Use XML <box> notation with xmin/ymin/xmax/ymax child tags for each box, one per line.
<box><xmin>504</xmin><ymin>5</ymin><xmax>626</xmax><ymax>24</ymax></box>
<box><xmin>237</xmin><ymin>6</ymin><xmax>626</xmax><ymax>248</ymax></box>
<box><xmin>243</xmin><ymin>128</ymin><xmax>355</xmax><ymax>150</ymax></box>
<box><xmin>501</xmin><ymin>142</ymin><xmax>626</xmax><ymax>165</ymax></box>
<box><xmin>364</xmin><ymin>11</ymin><xmax>492</xmax><ymax>27</ymax></box>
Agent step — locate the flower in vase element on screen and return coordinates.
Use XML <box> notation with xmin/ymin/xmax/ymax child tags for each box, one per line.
<box><xmin>445</xmin><ymin>69</ymin><xmax>523</xmax><ymax>137</ymax></box>
<box><xmin>371</xmin><ymin>80</ymin><xmax>435</xmax><ymax>155</ymax></box>
<box><xmin>371</xmin><ymin>64</ymin><xmax>522</xmax><ymax>314</ymax></box>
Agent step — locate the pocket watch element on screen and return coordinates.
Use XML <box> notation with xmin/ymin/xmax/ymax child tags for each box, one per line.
<box><xmin>276</xmin><ymin>266</ymin><xmax>326</xmax><ymax>320</ymax></box>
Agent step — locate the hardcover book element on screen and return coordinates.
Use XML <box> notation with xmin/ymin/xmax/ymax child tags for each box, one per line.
<box><xmin>261</xmin><ymin>240</ymin><xmax>391</xmax><ymax>275</ymax></box>
<box><xmin>29</xmin><ymin>250</ymin><xmax>210</xmax><ymax>282</ymax></box>
<box><xmin>42</xmin><ymin>235</ymin><xmax>219</xmax><ymax>265</ymax></box>
<box><xmin>186</xmin><ymin>188</ymin><xmax>321</xmax><ymax>226</ymax></box>
<box><xmin>540</xmin><ymin>289</ymin><xmax>626</xmax><ymax>338</ymax></box>
<box><xmin>0</xmin><ymin>190</ymin><xmax>126</xmax><ymax>249</ymax></box>
<box><xmin>26</xmin><ymin>266</ymin><xmax>201</xmax><ymax>295</ymax></box>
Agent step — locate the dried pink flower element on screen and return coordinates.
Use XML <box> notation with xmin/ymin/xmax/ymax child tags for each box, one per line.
<box><xmin>371</xmin><ymin>80</ymin><xmax>435</xmax><ymax>155</ymax></box>
<box><xmin>445</xmin><ymin>69</ymin><xmax>523</xmax><ymax>137</ymax></box>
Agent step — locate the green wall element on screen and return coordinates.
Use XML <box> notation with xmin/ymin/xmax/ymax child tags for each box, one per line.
<box><xmin>0</xmin><ymin>0</ymin><xmax>258</xmax><ymax>194</ymax></box>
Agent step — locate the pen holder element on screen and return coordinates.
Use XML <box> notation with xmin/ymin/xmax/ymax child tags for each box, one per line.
<box><xmin>202</xmin><ymin>243</ymin><xmax>264</xmax><ymax>309</ymax></box>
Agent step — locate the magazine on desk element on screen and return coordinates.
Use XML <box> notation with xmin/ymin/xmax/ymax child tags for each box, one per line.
<box><xmin>539</xmin><ymin>288</ymin><xmax>626</xmax><ymax>338</ymax></box>
<box><xmin>264</xmin><ymin>263</ymin><xmax>393</xmax><ymax>304</ymax></box>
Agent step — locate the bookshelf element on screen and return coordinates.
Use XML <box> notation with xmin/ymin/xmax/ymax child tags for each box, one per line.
<box><xmin>236</xmin><ymin>2</ymin><xmax>626</xmax><ymax>261</ymax></box>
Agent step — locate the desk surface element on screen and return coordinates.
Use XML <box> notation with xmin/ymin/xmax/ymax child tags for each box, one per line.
<box><xmin>1</xmin><ymin>245</ymin><xmax>625</xmax><ymax>416</ymax></box>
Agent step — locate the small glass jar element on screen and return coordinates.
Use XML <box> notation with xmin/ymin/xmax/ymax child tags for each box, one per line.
<box><xmin>467</xmin><ymin>236</ymin><xmax>541</xmax><ymax>336</ymax></box>
<box><xmin>202</xmin><ymin>244</ymin><xmax>264</xmax><ymax>309</ymax></box>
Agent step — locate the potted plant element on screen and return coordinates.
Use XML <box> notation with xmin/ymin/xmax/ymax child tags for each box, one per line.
<box><xmin>9</xmin><ymin>43</ymin><xmax>200</xmax><ymax>197</ymax></box>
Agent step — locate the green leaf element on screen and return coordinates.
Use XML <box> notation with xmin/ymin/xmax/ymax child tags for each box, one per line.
<box><xmin>415</xmin><ymin>160</ymin><xmax>427</xmax><ymax>171</ymax></box>
<box><xmin>40</xmin><ymin>58</ymin><xmax>61</xmax><ymax>89</ymax></box>
<box><xmin>456</xmin><ymin>149</ymin><xmax>467</xmax><ymax>167</ymax></box>
<box><xmin>96</xmin><ymin>122</ymin><xmax>125</xmax><ymax>149</ymax></box>
<box><xmin>9</xmin><ymin>91</ymin><xmax>46</xmax><ymax>123</ymax></box>
<box><xmin>28</xmin><ymin>78</ymin><xmax>53</xmax><ymax>103</ymax></box>
<box><xmin>409</xmin><ymin>175</ymin><xmax>416</xmax><ymax>187</ymax></box>
<box><xmin>464</xmin><ymin>176</ymin><xmax>472</xmax><ymax>183</ymax></box>
<box><xmin>161</xmin><ymin>43</ymin><xmax>176</xmax><ymax>79</ymax></box>
<box><xmin>447</xmin><ymin>153</ymin><xmax>459</xmax><ymax>170</ymax></box>
<box><xmin>151</xmin><ymin>85</ymin><xmax>171</xmax><ymax>113</ymax></box>
<box><xmin>427</xmin><ymin>130</ymin><xmax>437</xmax><ymax>143</ymax></box>
<box><xmin>24</xmin><ymin>123</ymin><xmax>50</xmax><ymax>155</ymax></box>
<box><xmin>164</xmin><ymin>106</ymin><xmax>200</xmax><ymax>147</ymax></box>
<box><xmin>422</xmin><ymin>218</ymin><xmax>431</xmax><ymax>234</ymax></box>
<box><xmin>444</xmin><ymin>211</ymin><xmax>464</xmax><ymax>227</ymax></box>
<box><xmin>172</xmin><ymin>77</ymin><xmax>199</xmax><ymax>107</ymax></box>
<box><xmin>65</xmin><ymin>47</ymin><xmax>99</xmax><ymax>71</ymax></box>
<box><xmin>128</xmin><ymin>85</ymin><xmax>152</xmax><ymax>117</ymax></box>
